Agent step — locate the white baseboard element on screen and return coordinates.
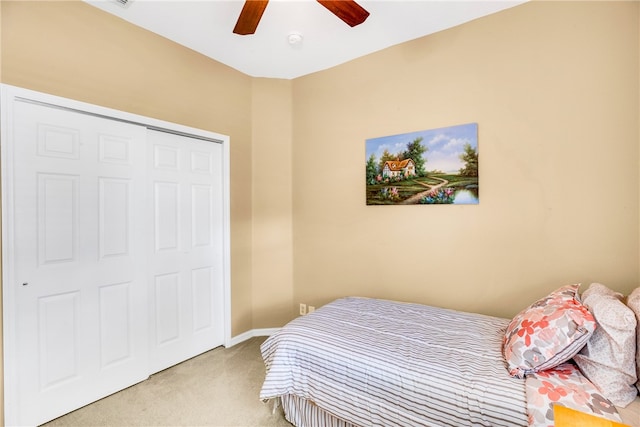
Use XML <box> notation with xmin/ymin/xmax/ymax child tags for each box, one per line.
<box><xmin>227</xmin><ymin>327</ymin><xmax>280</xmax><ymax>347</ymax></box>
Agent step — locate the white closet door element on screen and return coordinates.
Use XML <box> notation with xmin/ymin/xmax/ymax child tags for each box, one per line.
<box><xmin>10</xmin><ymin>101</ymin><xmax>149</xmax><ymax>426</ymax></box>
<box><xmin>148</xmin><ymin>130</ymin><xmax>224</xmax><ymax>373</ymax></box>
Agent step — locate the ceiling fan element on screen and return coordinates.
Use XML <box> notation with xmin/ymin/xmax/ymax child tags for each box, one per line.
<box><xmin>233</xmin><ymin>0</ymin><xmax>370</xmax><ymax>35</ymax></box>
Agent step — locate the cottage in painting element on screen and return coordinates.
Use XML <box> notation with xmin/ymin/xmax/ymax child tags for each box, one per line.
<box><xmin>382</xmin><ymin>159</ymin><xmax>416</xmax><ymax>179</ymax></box>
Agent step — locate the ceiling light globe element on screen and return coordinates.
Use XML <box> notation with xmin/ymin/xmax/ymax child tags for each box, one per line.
<box><xmin>287</xmin><ymin>32</ymin><xmax>303</xmax><ymax>46</ymax></box>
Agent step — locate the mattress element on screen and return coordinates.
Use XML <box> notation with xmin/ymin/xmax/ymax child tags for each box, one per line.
<box><xmin>260</xmin><ymin>297</ymin><xmax>529</xmax><ymax>426</ymax></box>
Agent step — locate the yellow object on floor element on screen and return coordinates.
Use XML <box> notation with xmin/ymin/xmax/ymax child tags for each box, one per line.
<box><xmin>554</xmin><ymin>405</ymin><xmax>630</xmax><ymax>427</ymax></box>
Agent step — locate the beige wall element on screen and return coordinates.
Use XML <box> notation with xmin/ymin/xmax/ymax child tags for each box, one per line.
<box><xmin>292</xmin><ymin>0</ymin><xmax>640</xmax><ymax>319</ymax></box>
<box><xmin>251</xmin><ymin>78</ymin><xmax>295</xmax><ymax>326</ymax></box>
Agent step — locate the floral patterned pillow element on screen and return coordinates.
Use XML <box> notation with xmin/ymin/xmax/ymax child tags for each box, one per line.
<box><xmin>503</xmin><ymin>284</ymin><xmax>597</xmax><ymax>378</ymax></box>
<box><xmin>526</xmin><ymin>362</ymin><xmax>623</xmax><ymax>426</ymax></box>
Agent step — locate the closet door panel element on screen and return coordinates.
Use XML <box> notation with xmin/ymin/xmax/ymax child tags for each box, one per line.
<box><xmin>9</xmin><ymin>101</ymin><xmax>149</xmax><ymax>426</ymax></box>
<box><xmin>148</xmin><ymin>130</ymin><xmax>224</xmax><ymax>374</ymax></box>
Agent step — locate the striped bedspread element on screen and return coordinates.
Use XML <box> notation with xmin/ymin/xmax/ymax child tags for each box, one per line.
<box><xmin>260</xmin><ymin>297</ymin><xmax>528</xmax><ymax>427</ymax></box>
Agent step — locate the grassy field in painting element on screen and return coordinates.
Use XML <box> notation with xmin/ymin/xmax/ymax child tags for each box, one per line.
<box><xmin>366</xmin><ymin>174</ymin><xmax>478</xmax><ymax>205</ymax></box>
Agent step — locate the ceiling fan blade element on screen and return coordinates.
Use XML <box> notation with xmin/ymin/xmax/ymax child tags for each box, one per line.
<box><xmin>233</xmin><ymin>0</ymin><xmax>269</xmax><ymax>35</ymax></box>
<box><xmin>316</xmin><ymin>0</ymin><xmax>370</xmax><ymax>27</ymax></box>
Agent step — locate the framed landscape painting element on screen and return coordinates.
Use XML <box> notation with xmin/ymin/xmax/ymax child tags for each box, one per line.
<box><xmin>365</xmin><ymin>123</ymin><xmax>478</xmax><ymax>205</ymax></box>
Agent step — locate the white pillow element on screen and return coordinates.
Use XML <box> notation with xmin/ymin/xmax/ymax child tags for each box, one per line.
<box><xmin>573</xmin><ymin>283</ymin><xmax>638</xmax><ymax>407</ymax></box>
<box><xmin>581</xmin><ymin>282</ymin><xmax>623</xmax><ymax>301</ymax></box>
<box><xmin>626</xmin><ymin>287</ymin><xmax>640</xmax><ymax>394</ymax></box>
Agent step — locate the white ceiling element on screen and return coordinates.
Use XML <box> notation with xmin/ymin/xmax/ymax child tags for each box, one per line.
<box><xmin>85</xmin><ymin>0</ymin><xmax>527</xmax><ymax>79</ymax></box>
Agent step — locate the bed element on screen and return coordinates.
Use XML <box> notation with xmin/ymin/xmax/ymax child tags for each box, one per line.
<box><xmin>260</xmin><ymin>286</ymin><xmax>640</xmax><ymax>427</ymax></box>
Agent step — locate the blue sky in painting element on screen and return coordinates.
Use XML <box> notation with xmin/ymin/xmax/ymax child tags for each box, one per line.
<box><xmin>365</xmin><ymin>123</ymin><xmax>478</xmax><ymax>174</ymax></box>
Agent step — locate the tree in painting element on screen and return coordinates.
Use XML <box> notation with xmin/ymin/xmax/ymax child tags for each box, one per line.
<box><xmin>458</xmin><ymin>143</ymin><xmax>478</xmax><ymax>177</ymax></box>
<box><xmin>366</xmin><ymin>154</ymin><xmax>378</xmax><ymax>185</ymax></box>
<box><xmin>400</xmin><ymin>137</ymin><xmax>428</xmax><ymax>177</ymax></box>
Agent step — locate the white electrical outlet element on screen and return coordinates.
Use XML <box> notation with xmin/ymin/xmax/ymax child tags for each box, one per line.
<box><xmin>308</xmin><ymin>306</ymin><xmax>315</xmax><ymax>313</ymax></box>
<box><xmin>299</xmin><ymin>303</ymin><xmax>307</xmax><ymax>315</ymax></box>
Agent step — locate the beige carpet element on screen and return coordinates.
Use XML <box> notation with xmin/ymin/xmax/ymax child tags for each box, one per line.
<box><xmin>42</xmin><ymin>337</ymin><xmax>292</xmax><ymax>427</ymax></box>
